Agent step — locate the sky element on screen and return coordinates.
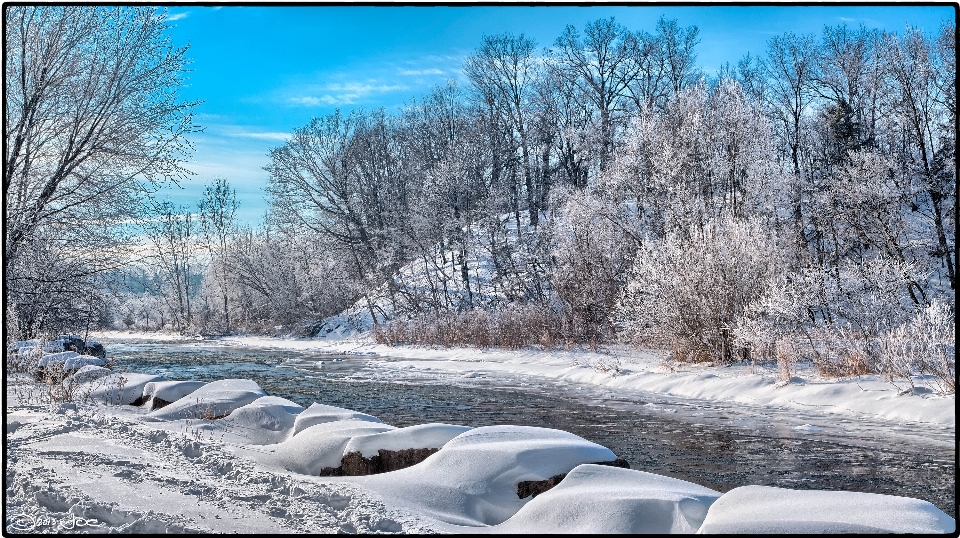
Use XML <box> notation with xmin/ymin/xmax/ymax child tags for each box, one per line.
<box><xmin>159</xmin><ymin>4</ymin><xmax>956</xmax><ymax>225</ymax></box>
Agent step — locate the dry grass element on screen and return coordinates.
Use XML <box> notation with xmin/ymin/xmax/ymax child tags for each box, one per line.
<box><xmin>812</xmin><ymin>348</ymin><xmax>874</xmax><ymax>379</ymax></box>
<box><xmin>373</xmin><ymin>305</ymin><xmax>610</xmax><ymax>350</ymax></box>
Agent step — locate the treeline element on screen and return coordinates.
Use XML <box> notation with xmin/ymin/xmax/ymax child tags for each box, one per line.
<box><xmin>6</xmin><ymin>9</ymin><xmax>954</xmax><ymax>389</ymax></box>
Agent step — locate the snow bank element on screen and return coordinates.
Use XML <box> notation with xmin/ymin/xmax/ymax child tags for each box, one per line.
<box><xmin>26</xmin><ymin>334</ymin><xmax>958</xmax><ymax>533</ymax></box>
<box><xmin>356</xmin><ymin>425</ymin><xmax>619</xmax><ymax>527</ymax></box>
<box><xmin>697</xmin><ymin>485</ymin><xmax>956</xmax><ymax>534</ymax></box>
<box><xmin>492</xmin><ymin>464</ymin><xmax>721</xmax><ymax>534</ymax></box>
<box><xmin>144</xmin><ymin>379</ymin><xmax>265</xmax><ymax>421</ymax></box>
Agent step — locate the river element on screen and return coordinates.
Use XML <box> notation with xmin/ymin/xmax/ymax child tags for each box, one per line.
<box><xmin>100</xmin><ymin>337</ymin><xmax>956</xmax><ymax>515</ymax></box>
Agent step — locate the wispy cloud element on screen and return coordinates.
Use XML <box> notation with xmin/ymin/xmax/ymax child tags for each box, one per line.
<box><xmin>229</xmin><ymin>131</ymin><xmax>291</xmax><ymax>141</ymax></box>
<box><xmin>837</xmin><ymin>16</ymin><xmax>882</xmax><ymax>26</ymax></box>
<box><xmin>166</xmin><ymin>11</ymin><xmax>189</xmax><ymax>21</ymax></box>
<box><xmin>289</xmin><ymin>82</ymin><xmax>409</xmax><ymax>107</ymax></box>
<box><xmin>399</xmin><ymin>68</ymin><xmax>444</xmax><ymax>76</ymax></box>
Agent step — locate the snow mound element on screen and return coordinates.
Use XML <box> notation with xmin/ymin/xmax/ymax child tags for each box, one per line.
<box><xmin>38</xmin><ymin>351</ymin><xmax>106</xmax><ymax>371</ymax></box>
<box><xmin>8</xmin><ymin>339</ymin><xmax>40</xmax><ymax>352</ymax></box>
<box><xmin>37</xmin><ymin>351</ymin><xmax>80</xmax><ymax>368</ymax></box>
<box><xmin>141</xmin><ymin>380</ymin><xmax>206</xmax><ymax>405</ymax></box>
<box><xmin>493</xmin><ymin>464</ymin><xmax>721</xmax><ymax>534</ymax></box>
<box><xmin>269</xmin><ymin>419</ymin><xmax>396</xmax><ymax>475</ymax></box>
<box><xmin>358</xmin><ymin>425</ymin><xmax>619</xmax><ymax>527</ymax></box>
<box><xmin>219</xmin><ymin>396</ymin><xmax>305</xmax><ymax>445</ymax></box>
<box><xmin>697</xmin><ymin>485</ymin><xmax>957</xmax><ymax>534</ymax></box>
<box><xmin>65</xmin><ymin>356</ymin><xmax>107</xmax><ymax>371</ymax></box>
<box><xmin>144</xmin><ymin>379</ymin><xmax>266</xmax><ymax>421</ymax></box>
<box><xmin>86</xmin><ymin>373</ymin><xmax>165</xmax><ymax>405</ymax></box>
<box><xmin>70</xmin><ymin>365</ymin><xmax>112</xmax><ymax>382</ymax></box>
<box><xmin>343</xmin><ymin>423</ymin><xmax>472</xmax><ymax>458</ymax></box>
<box><xmin>291</xmin><ymin>402</ymin><xmax>383</xmax><ymax>437</ymax></box>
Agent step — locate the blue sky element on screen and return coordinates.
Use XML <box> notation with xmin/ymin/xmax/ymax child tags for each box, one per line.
<box><xmin>160</xmin><ymin>4</ymin><xmax>955</xmax><ymax>224</ymax></box>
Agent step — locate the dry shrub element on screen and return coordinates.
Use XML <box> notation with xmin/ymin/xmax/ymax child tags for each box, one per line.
<box><xmin>672</xmin><ymin>338</ymin><xmax>719</xmax><ymax>364</ymax></box>
<box><xmin>373</xmin><ymin>304</ymin><xmax>609</xmax><ymax>350</ymax></box>
<box><xmin>813</xmin><ymin>348</ymin><xmax>873</xmax><ymax>379</ymax></box>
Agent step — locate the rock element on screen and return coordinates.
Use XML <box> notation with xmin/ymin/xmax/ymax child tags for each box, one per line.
<box><xmin>144</xmin><ymin>379</ymin><xmax>266</xmax><ymax>421</ymax></box>
<box><xmin>70</xmin><ymin>365</ymin><xmax>112</xmax><ymax>383</ymax></box>
<box><xmin>82</xmin><ymin>341</ymin><xmax>106</xmax><ymax>359</ymax></box>
<box><xmin>290</xmin><ymin>403</ymin><xmax>383</xmax><ymax>437</ymax></box>
<box><xmin>43</xmin><ymin>334</ymin><xmax>85</xmax><ymax>353</ymax></box>
<box><xmin>135</xmin><ymin>381</ymin><xmax>206</xmax><ymax>408</ymax></box>
<box><xmin>87</xmin><ymin>373</ymin><xmax>165</xmax><ymax>406</ymax></box>
<box><xmin>329</xmin><ymin>448</ymin><xmax>441</xmax><ymax>476</ymax></box>
<box><xmin>495</xmin><ymin>465</ymin><xmax>722</xmax><ymax>534</ymax></box>
<box><xmin>516</xmin><ymin>457</ymin><xmax>630</xmax><ymax>498</ymax></box>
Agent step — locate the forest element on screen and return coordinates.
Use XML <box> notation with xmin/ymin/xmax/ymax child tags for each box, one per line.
<box><xmin>5</xmin><ymin>6</ymin><xmax>955</xmax><ymax>391</ymax></box>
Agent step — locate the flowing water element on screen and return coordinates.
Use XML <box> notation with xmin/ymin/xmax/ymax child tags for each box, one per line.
<box><xmin>101</xmin><ymin>337</ymin><xmax>956</xmax><ymax>515</ymax></box>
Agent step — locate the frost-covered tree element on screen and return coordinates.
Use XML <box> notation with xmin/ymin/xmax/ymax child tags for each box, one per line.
<box><xmin>145</xmin><ymin>201</ymin><xmax>197</xmax><ymax>333</ymax></box>
<box><xmin>4</xmin><ymin>6</ymin><xmax>197</xmax><ymax>338</ymax></box>
<box><xmin>465</xmin><ymin>33</ymin><xmax>544</xmax><ymax>226</ymax></box>
<box><xmin>198</xmin><ymin>178</ymin><xmax>238</xmax><ymax>333</ymax></box>
<box><xmin>551</xmin><ymin>17</ymin><xmax>643</xmax><ymax>172</ymax></box>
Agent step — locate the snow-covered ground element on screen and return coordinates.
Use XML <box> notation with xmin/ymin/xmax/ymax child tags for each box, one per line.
<box><xmin>5</xmin><ymin>331</ymin><xmax>956</xmax><ymax>533</ymax></box>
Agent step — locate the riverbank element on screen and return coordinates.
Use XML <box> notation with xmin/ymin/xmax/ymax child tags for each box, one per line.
<box><xmin>94</xmin><ymin>330</ymin><xmax>956</xmax><ymax>432</ymax></box>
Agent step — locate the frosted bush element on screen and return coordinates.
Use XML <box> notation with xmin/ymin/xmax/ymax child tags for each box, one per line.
<box><xmin>877</xmin><ymin>300</ymin><xmax>955</xmax><ymax>394</ymax></box>
<box><xmin>618</xmin><ymin>216</ymin><xmax>786</xmax><ymax>364</ymax></box>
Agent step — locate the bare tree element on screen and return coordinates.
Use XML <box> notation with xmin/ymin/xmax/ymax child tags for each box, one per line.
<box><xmin>4</xmin><ymin>6</ymin><xmax>197</xmax><ymax>338</ymax></box>
<box><xmin>464</xmin><ymin>33</ymin><xmax>542</xmax><ymax>225</ymax></box>
<box><xmin>198</xmin><ymin>178</ymin><xmax>238</xmax><ymax>333</ymax></box>
<box><xmin>552</xmin><ymin>17</ymin><xmax>641</xmax><ymax>172</ymax></box>
<box><xmin>146</xmin><ymin>201</ymin><xmax>196</xmax><ymax>332</ymax></box>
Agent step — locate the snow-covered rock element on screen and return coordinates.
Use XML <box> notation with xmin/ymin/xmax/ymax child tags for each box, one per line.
<box><xmin>219</xmin><ymin>396</ymin><xmax>305</xmax><ymax>445</ymax></box>
<box><xmin>491</xmin><ymin>464</ymin><xmax>721</xmax><ymax>533</ymax></box>
<box><xmin>86</xmin><ymin>373</ymin><xmax>165</xmax><ymax>405</ymax></box>
<box><xmin>291</xmin><ymin>402</ymin><xmax>383</xmax><ymax>437</ymax></box>
<box><xmin>70</xmin><ymin>365</ymin><xmax>112</xmax><ymax>383</ymax></box>
<box><xmin>8</xmin><ymin>340</ymin><xmax>40</xmax><ymax>353</ymax></box>
<box><xmin>37</xmin><ymin>351</ymin><xmax>81</xmax><ymax>368</ymax></box>
<box><xmin>270</xmin><ymin>419</ymin><xmax>396</xmax><ymax>474</ymax></box>
<box><xmin>357</xmin><ymin>425</ymin><xmax>620</xmax><ymax>527</ymax></box>
<box><xmin>697</xmin><ymin>485</ymin><xmax>957</xmax><ymax>534</ymax></box>
<box><xmin>63</xmin><ymin>355</ymin><xmax>107</xmax><ymax>371</ymax></box>
<box><xmin>140</xmin><ymin>380</ymin><xmax>207</xmax><ymax>406</ymax></box>
<box><xmin>343</xmin><ymin>423</ymin><xmax>472</xmax><ymax>458</ymax></box>
<box><xmin>144</xmin><ymin>379</ymin><xmax>266</xmax><ymax>421</ymax></box>
<box><xmin>41</xmin><ymin>334</ymin><xmax>86</xmax><ymax>354</ymax></box>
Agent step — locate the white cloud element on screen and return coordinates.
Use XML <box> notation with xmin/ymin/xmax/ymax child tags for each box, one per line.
<box><xmin>399</xmin><ymin>68</ymin><xmax>444</xmax><ymax>76</ymax></box>
<box><xmin>288</xmin><ymin>82</ymin><xmax>409</xmax><ymax>107</ymax></box>
<box><xmin>166</xmin><ymin>12</ymin><xmax>189</xmax><ymax>21</ymax></box>
<box><xmin>229</xmin><ymin>131</ymin><xmax>291</xmax><ymax>141</ymax></box>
